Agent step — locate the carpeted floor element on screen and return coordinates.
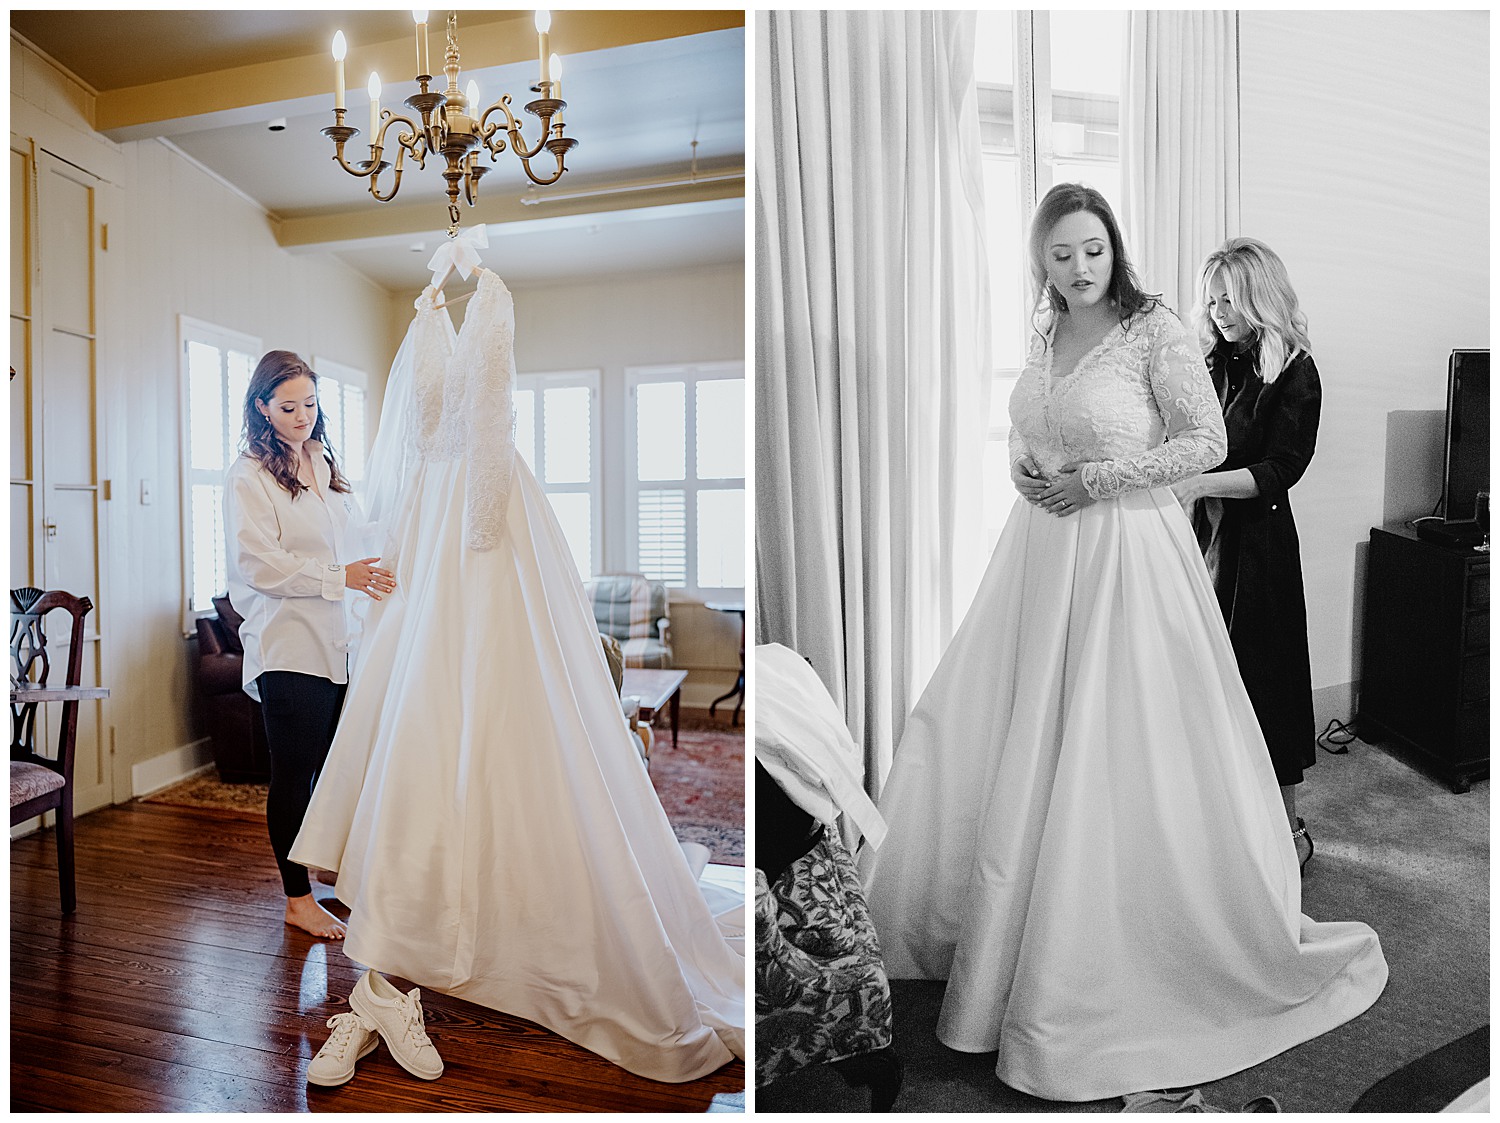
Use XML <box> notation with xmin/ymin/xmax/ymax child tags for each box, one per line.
<box><xmin>756</xmin><ymin>736</ymin><xmax>1489</xmax><ymax>1113</ymax></box>
<box><xmin>143</xmin><ymin>715</ymin><xmax>745</xmax><ymax>866</ymax></box>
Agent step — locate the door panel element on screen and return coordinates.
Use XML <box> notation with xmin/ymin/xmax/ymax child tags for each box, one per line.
<box><xmin>32</xmin><ymin>151</ymin><xmax>110</xmax><ymax>816</ymax></box>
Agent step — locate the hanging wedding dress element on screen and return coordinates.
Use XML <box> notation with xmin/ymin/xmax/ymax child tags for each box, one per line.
<box><xmin>291</xmin><ymin>247</ymin><xmax>744</xmax><ymax>1083</ymax></box>
<box><xmin>857</xmin><ymin>305</ymin><xmax>1386</xmax><ymax>1102</ymax></box>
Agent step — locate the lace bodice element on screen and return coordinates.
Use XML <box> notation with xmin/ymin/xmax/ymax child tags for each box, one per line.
<box><xmin>408</xmin><ymin>268</ymin><xmax>517</xmax><ymax>551</ymax></box>
<box><xmin>1007</xmin><ymin>305</ymin><xmax>1227</xmax><ymax>499</ymax></box>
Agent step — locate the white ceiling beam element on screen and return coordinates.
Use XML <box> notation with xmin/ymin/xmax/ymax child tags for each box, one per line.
<box><xmin>273</xmin><ymin>176</ymin><xmax>745</xmax><ymax>252</ymax></box>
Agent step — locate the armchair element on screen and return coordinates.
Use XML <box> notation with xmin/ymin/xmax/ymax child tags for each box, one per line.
<box><xmin>756</xmin><ymin>761</ymin><xmax>902</xmax><ymax>1110</ymax></box>
<box><xmin>193</xmin><ymin>595</ymin><xmax>271</xmax><ymax>783</ymax></box>
<box><xmin>584</xmin><ymin>573</ymin><xmax>672</xmax><ymax>669</ymax></box>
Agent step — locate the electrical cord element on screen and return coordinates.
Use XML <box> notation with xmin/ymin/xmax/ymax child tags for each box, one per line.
<box><xmin>1317</xmin><ymin>717</ymin><xmax>1359</xmax><ymax>755</ymax></box>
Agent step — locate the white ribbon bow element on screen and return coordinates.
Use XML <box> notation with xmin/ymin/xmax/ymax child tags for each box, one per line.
<box><xmin>426</xmin><ymin>224</ymin><xmax>489</xmax><ymax>284</ymax></box>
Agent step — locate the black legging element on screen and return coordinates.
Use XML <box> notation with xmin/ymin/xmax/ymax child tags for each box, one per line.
<box><xmin>257</xmin><ymin>670</ymin><xmax>346</xmax><ymax>898</ymax></box>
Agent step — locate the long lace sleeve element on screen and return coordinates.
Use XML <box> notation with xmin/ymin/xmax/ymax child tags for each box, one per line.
<box><xmin>1008</xmin><ymin>425</ymin><xmax>1030</xmax><ymax>468</ymax></box>
<box><xmin>1080</xmin><ymin>312</ymin><xmax>1227</xmax><ymax>500</ymax></box>
<box><xmin>462</xmin><ymin>285</ymin><xmax>517</xmax><ymax>552</ymax></box>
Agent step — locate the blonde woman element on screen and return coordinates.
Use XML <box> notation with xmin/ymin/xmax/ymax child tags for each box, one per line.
<box><xmin>1174</xmin><ymin>238</ymin><xmax>1321</xmax><ymax>872</ymax></box>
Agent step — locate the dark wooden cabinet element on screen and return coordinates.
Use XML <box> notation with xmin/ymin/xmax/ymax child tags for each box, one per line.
<box><xmin>1359</xmin><ymin>525</ymin><xmax>1489</xmax><ymax>792</ymax></box>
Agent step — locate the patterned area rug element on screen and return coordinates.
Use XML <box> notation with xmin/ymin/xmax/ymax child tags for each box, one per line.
<box><xmin>142</xmin><ymin>716</ymin><xmax>745</xmax><ymax>866</ymax></box>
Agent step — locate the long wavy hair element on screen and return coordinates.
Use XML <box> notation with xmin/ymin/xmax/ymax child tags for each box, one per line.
<box><xmin>1028</xmin><ymin>182</ymin><xmax>1161</xmax><ymax>340</ymax></box>
<box><xmin>1193</xmin><ymin>237</ymin><xmax>1311</xmax><ymax>385</ymax></box>
<box><xmin>241</xmin><ymin>350</ymin><xmax>350</xmax><ymax>498</ymax></box>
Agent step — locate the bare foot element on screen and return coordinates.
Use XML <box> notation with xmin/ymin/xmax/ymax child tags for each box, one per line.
<box><xmin>285</xmin><ymin>893</ymin><xmax>347</xmax><ymax>939</ymax></box>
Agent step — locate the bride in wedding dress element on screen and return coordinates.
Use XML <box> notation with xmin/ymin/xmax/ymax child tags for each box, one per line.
<box><xmin>290</xmin><ymin>236</ymin><xmax>744</xmax><ymax>1083</ymax></box>
<box><xmin>858</xmin><ymin>185</ymin><xmax>1386</xmax><ymax>1102</ymax></box>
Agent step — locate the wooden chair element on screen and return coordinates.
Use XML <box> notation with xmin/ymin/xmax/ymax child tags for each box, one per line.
<box><xmin>10</xmin><ymin>587</ymin><xmax>93</xmax><ymax>915</ymax></box>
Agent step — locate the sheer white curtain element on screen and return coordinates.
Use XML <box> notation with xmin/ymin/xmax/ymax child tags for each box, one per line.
<box><xmin>1121</xmin><ymin>10</ymin><xmax>1241</xmax><ymax>317</ymax></box>
<box><xmin>755</xmin><ymin>10</ymin><xmax>990</xmax><ymax>795</ymax></box>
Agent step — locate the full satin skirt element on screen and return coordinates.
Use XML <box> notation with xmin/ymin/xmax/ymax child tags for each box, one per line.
<box><xmin>291</xmin><ymin>458</ymin><xmax>744</xmax><ymax>1083</ymax></box>
<box><xmin>858</xmin><ymin>488</ymin><xmax>1386</xmax><ymax>1101</ymax></box>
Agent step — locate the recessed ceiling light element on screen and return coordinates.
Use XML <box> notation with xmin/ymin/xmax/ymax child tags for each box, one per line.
<box><xmin>268</xmin><ymin>117</ymin><xmax>287</xmax><ymax>132</ymax></box>
<box><xmin>409</xmin><ymin>241</ymin><xmax>427</xmax><ymax>253</ymax></box>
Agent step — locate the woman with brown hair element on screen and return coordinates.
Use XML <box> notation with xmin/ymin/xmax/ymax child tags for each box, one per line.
<box><xmin>224</xmin><ymin>350</ymin><xmax>393</xmax><ymax>938</ymax></box>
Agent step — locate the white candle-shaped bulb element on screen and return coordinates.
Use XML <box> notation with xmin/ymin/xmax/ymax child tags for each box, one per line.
<box><xmin>551</xmin><ymin>52</ymin><xmax>563</xmax><ymax>100</ymax></box>
<box><xmin>466</xmin><ymin>80</ymin><xmax>481</xmax><ymax>116</ymax></box>
<box><xmin>411</xmin><ymin>9</ymin><xmax>429</xmax><ymax>75</ymax></box>
<box><xmin>536</xmin><ymin>10</ymin><xmax>552</xmax><ymax>86</ymax></box>
<box><xmin>368</xmin><ymin>72</ymin><xmax>382</xmax><ymax>141</ymax></box>
<box><xmin>332</xmin><ymin>30</ymin><xmax>347</xmax><ymax>110</ymax></box>
<box><xmin>412</xmin><ymin>10</ymin><xmax>429</xmax><ymax>76</ymax></box>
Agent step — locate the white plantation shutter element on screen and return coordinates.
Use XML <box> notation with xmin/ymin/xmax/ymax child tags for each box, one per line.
<box><xmin>637</xmin><ymin>489</ymin><xmax>687</xmax><ymax>586</ymax></box>
<box><xmin>180</xmin><ymin>318</ymin><xmax>261</xmax><ymax>631</ymax></box>
<box><xmin>627</xmin><ymin>363</ymin><xmax>745</xmax><ymax>596</ymax></box>
<box><xmin>515</xmin><ymin>371</ymin><xmax>602</xmax><ymax>579</ymax></box>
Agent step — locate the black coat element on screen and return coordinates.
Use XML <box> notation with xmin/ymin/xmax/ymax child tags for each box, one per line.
<box><xmin>1191</xmin><ymin>343</ymin><xmax>1320</xmax><ymax>785</ymax></box>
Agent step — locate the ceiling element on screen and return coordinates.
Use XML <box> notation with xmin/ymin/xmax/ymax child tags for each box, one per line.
<box><xmin>10</xmin><ymin>10</ymin><xmax>746</xmax><ymax>293</ymax></box>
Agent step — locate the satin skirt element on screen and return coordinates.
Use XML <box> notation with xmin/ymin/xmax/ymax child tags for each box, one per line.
<box><xmin>291</xmin><ymin>458</ymin><xmax>744</xmax><ymax>1083</ymax></box>
<box><xmin>858</xmin><ymin>488</ymin><xmax>1386</xmax><ymax>1101</ymax></box>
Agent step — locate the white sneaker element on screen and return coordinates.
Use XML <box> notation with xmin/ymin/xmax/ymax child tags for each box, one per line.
<box><xmin>348</xmin><ymin>969</ymin><xmax>444</xmax><ymax>1080</ymax></box>
<box><xmin>306</xmin><ymin>1011</ymin><xmax>379</xmax><ymax>1087</ymax></box>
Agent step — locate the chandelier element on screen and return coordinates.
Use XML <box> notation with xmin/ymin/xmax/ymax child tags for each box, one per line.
<box><xmin>323</xmin><ymin>9</ymin><xmax>578</xmax><ymax>230</ymax></box>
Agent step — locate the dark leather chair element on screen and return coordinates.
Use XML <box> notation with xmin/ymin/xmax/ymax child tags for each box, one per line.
<box><xmin>194</xmin><ymin>595</ymin><xmax>271</xmax><ymax>783</ymax></box>
<box><xmin>10</xmin><ymin>587</ymin><xmax>93</xmax><ymax>914</ymax></box>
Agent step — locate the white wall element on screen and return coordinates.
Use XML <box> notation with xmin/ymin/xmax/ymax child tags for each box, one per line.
<box><xmin>1238</xmin><ymin>11</ymin><xmax>1489</xmax><ymax>718</ymax></box>
<box><xmin>491</xmin><ymin>263</ymin><xmax>747</xmax><ymax>709</ymax></box>
<box><xmin>13</xmin><ymin>38</ymin><xmax>399</xmax><ymax>796</ymax></box>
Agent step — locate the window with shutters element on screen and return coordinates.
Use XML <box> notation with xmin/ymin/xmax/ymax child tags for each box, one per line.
<box><xmin>513</xmin><ymin>370</ymin><xmax>603</xmax><ymax>579</ymax></box>
<box><xmin>626</xmin><ymin>362</ymin><xmax>745</xmax><ymax>598</ymax></box>
<box><xmin>179</xmin><ymin>317</ymin><xmax>260</xmax><ymax>632</ymax></box>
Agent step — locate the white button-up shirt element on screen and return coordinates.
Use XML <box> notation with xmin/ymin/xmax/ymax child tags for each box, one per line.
<box><xmin>224</xmin><ymin>443</ymin><xmax>360</xmax><ymax>701</ymax></box>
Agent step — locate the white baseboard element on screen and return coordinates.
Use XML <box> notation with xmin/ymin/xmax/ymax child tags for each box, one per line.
<box><xmin>1313</xmin><ymin>681</ymin><xmax>1356</xmax><ymax>736</ymax></box>
<box><xmin>132</xmin><ymin>739</ymin><xmax>216</xmax><ymax>798</ymax></box>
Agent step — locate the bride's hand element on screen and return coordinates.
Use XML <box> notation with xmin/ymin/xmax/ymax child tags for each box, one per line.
<box><xmin>1011</xmin><ymin>456</ymin><xmax>1048</xmax><ymax>505</ymax></box>
<box><xmin>1037</xmin><ymin>463</ymin><xmax>1096</xmax><ymax>517</ymax></box>
<box><xmin>346</xmin><ymin>557</ymin><xmax>396</xmax><ymax>601</ymax></box>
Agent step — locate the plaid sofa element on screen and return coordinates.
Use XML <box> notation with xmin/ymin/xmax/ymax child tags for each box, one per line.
<box><xmin>584</xmin><ymin>574</ymin><xmax>672</xmax><ymax>669</ymax></box>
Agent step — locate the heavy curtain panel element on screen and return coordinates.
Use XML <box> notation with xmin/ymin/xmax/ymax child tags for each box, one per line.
<box><xmin>755</xmin><ymin>10</ymin><xmax>990</xmax><ymax>796</ymax></box>
<box><xmin>1121</xmin><ymin>10</ymin><xmax>1241</xmax><ymax>318</ymax></box>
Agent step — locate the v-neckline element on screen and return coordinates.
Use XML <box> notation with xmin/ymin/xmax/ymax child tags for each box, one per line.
<box><xmin>423</xmin><ymin>268</ymin><xmax>496</xmax><ymax>346</ymax></box>
<box><xmin>1045</xmin><ymin>316</ymin><xmax>1120</xmax><ymax>390</ymax></box>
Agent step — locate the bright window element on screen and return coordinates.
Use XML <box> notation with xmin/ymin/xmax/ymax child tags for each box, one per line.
<box><xmin>311</xmin><ymin>356</ymin><xmax>369</xmax><ymax>491</ymax></box>
<box><xmin>513</xmin><ymin>370</ymin><xmax>602</xmax><ymax>579</ymax></box>
<box><xmin>179</xmin><ymin>317</ymin><xmax>260</xmax><ymax>632</ymax></box>
<box><xmin>626</xmin><ymin>363</ymin><xmax>746</xmax><ymax>596</ymax></box>
<box><xmin>976</xmin><ymin>10</ymin><xmax>1126</xmax><ymax>551</ymax></box>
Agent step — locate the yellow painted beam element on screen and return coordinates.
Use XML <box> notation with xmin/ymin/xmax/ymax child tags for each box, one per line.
<box><xmin>274</xmin><ymin>175</ymin><xmax>745</xmax><ymax>251</ymax></box>
<box><xmin>95</xmin><ymin>11</ymin><xmax>744</xmax><ymax>137</ymax></box>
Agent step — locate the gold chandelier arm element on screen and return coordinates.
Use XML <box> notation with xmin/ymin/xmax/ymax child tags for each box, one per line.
<box><xmin>518</xmin><ymin>149</ymin><xmax>567</xmax><ymax>187</ymax></box>
<box><xmin>376</xmin><ymin>112</ymin><xmax>427</xmax><ymax>170</ymax></box>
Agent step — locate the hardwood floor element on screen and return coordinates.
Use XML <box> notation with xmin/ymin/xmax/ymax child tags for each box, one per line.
<box><xmin>10</xmin><ymin>801</ymin><xmax>744</xmax><ymax>1112</ymax></box>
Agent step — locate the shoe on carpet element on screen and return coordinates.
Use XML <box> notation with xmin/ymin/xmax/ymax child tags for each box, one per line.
<box><xmin>1121</xmin><ymin>1089</ymin><xmax>1282</xmax><ymax>1112</ymax></box>
<box><xmin>349</xmin><ymin>969</ymin><xmax>444</xmax><ymax>1080</ymax></box>
<box><xmin>306</xmin><ymin>1011</ymin><xmax>380</xmax><ymax>1087</ymax></box>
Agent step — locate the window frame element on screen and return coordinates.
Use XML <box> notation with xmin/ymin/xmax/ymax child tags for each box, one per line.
<box><xmin>310</xmin><ymin>354</ymin><xmax>371</xmax><ymax>491</ymax></box>
<box><xmin>177</xmin><ymin>315</ymin><xmax>261</xmax><ymax>636</ymax></box>
<box><xmin>624</xmin><ymin>360</ymin><xmax>746</xmax><ymax>600</ymax></box>
<box><xmin>514</xmin><ymin>368</ymin><xmax>604</xmax><ymax>580</ymax></box>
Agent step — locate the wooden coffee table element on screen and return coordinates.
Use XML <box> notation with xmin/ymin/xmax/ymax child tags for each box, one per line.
<box><xmin>621</xmin><ymin>668</ymin><xmax>688</xmax><ymax>750</ymax></box>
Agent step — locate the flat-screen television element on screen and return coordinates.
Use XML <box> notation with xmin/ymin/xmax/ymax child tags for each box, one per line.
<box><xmin>1441</xmin><ymin>349</ymin><xmax>1489</xmax><ymax>524</ymax></box>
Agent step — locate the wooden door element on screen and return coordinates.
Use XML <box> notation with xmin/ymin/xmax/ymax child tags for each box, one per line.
<box><xmin>10</xmin><ymin>144</ymin><xmax>113</xmax><ymax>816</ymax></box>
